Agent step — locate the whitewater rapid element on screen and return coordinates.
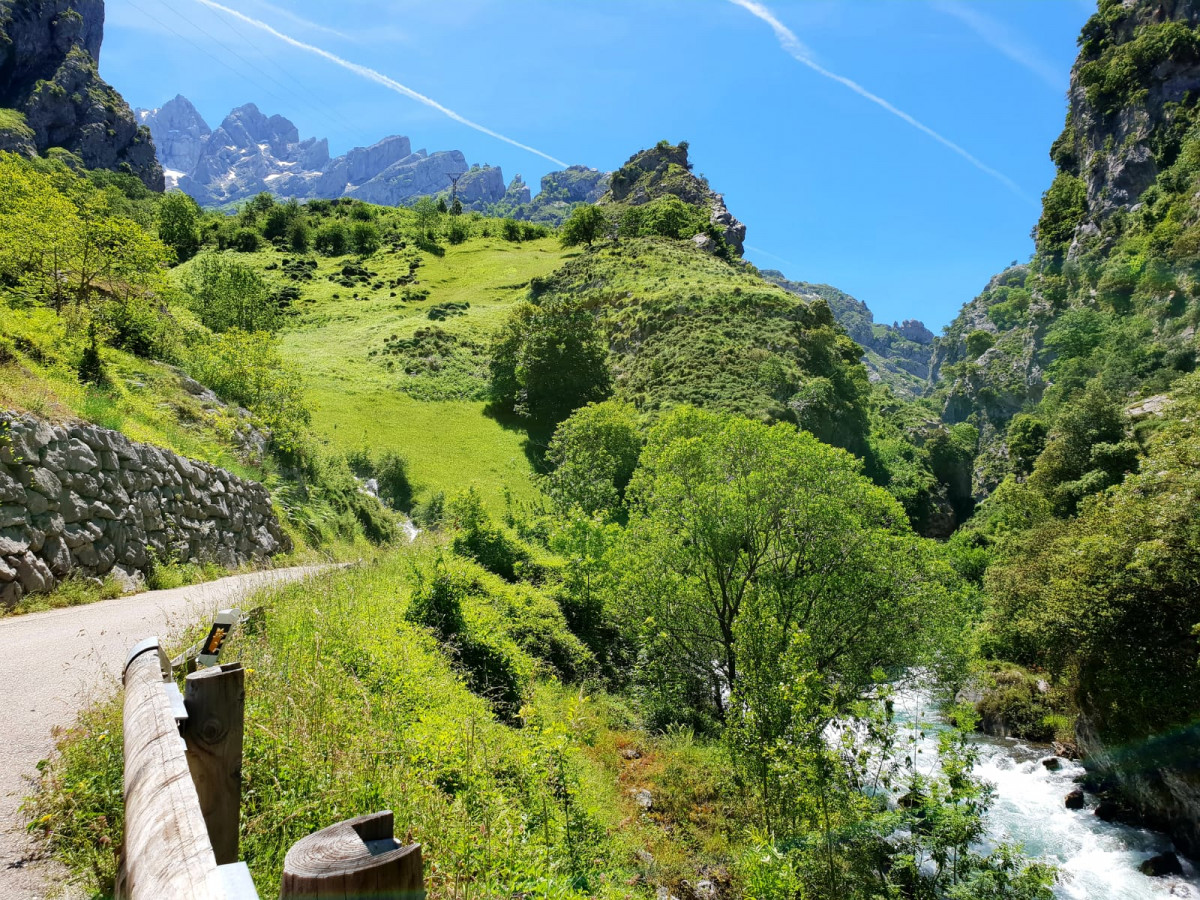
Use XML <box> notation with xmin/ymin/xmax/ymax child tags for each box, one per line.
<box><xmin>892</xmin><ymin>689</ymin><xmax>1200</xmax><ymax>899</ymax></box>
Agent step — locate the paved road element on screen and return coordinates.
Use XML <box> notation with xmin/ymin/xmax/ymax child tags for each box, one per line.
<box><xmin>0</xmin><ymin>566</ymin><xmax>330</xmax><ymax>900</ymax></box>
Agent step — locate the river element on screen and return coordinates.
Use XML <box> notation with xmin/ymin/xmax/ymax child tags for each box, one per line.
<box><xmin>892</xmin><ymin>688</ymin><xmax>1200</xmax><ymax>899</ymax></box>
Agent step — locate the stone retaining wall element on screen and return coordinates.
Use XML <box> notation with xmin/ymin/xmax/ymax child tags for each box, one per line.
<box><xmin>0</xmin><ymin>412</ymin><xmax>290</xmax><ymax>607</ymax></box>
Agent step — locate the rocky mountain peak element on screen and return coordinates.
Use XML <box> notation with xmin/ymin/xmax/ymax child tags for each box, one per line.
<box><xmin>0</xmin><ymin>0</ymin><xmax>162</xmax><ymax>189</ymax></box>
<box><xmin>137</xmin><ymin>94</ymin><xmax>210</xmax><ymax>176</ymax></box>
<box><xmin>138</xmin><ymin>95</ymin><xmax>510</xmax><ymax>209</ymax></box>
<box><xmin>603</xmin><ymin>141</ymin><xmax>747</xmax><ymax>255</ymax></box>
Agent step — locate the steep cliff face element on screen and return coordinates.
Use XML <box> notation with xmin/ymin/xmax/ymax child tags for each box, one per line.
<box><xmin>931</xmin><ymin>0</ymin><xmax>1200</xmax><ymax>498</ymax></box>
<box><xmin>0</xmin><ymin>0</ymin><xmax>162</xmax><ymax>189</ymax></box>
<box><xmin>136</xmin><ymin>94</ymin><xmax>209</xmax><ymax>176</ymax></box>
<box><xmin>1053</xmin><ymin>0</ymin><xmax>1200</xmax><ymax>253</ymax></box>
<box><xmin>138</xmin><ymin>96</ymin><xmax>509</xmax><ymax>209</ymax></box>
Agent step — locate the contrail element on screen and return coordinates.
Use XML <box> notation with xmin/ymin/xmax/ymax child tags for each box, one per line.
<box><xmin>727</xmin><ymin>0</ymin><xmax>1033</xmax><ymax>203</ymax></box>
<box><xmin>933</xmin><ymin>1</ymin><xmax>1063</xmax><ymax>92</ymax></box>
<box><xmin>192</xmin><ymin>0</ymin><xmax>568</xmax><ymax>167</ymax></box>
<box><xmin>250</xmin><ymin>0</ymin><xmax>353</xmax><ymax>41</ymax></box>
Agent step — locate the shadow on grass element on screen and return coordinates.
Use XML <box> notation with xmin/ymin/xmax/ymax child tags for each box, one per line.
<box><xmin>482</xmin><ymin>401</ymin><xmax>556</xmax><ymax>475</ymax></box>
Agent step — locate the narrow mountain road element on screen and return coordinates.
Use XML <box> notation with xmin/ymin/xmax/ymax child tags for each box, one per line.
<box><xmin>0</xmin><ymin>566</ymin><xmax>332</xmax><ymax>900</ymax></box>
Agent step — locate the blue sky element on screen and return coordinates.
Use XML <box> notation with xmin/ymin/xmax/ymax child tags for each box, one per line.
<box><xmin>101</xmin><ymin>0</ymin><xmax>1096</xmax><ymax>330</ymax></box>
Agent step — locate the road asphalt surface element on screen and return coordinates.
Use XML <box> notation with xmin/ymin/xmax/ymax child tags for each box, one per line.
<box><xmin>0</xmin><ymin>566</ymin><xmax>330</xmax><ymax>900</ymax></box>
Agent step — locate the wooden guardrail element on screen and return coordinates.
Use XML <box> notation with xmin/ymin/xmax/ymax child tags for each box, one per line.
<box><xmin>118</xmin><ymin>617</ymin><xmax>425</xmax><ymax>900</ymax></box>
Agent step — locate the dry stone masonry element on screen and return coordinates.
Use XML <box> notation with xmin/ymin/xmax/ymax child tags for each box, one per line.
<box><xmin>0</xmin><ymin>412</ymin><xmax>289</xmax><ymax>608</ymax></box>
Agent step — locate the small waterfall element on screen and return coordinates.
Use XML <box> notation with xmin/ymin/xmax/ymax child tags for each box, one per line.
<box><xmin>890</xmin><ymin>687</ymin><xmax>1200</xmax><ymax>899</ymax></box>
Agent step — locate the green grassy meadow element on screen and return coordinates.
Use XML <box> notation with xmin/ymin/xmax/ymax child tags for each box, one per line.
<box><xmin>254</xmin><ymin>235</ymin><xmax>574</xmax><ymax>511</ymax></box>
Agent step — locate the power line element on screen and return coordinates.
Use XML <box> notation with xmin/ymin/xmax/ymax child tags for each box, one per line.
<box><xmin>201</xmin><ymin>2</ymin><xmax>362</xmax><ymax>138</ymax></box>
<box><xmin>166</xmin><ymin>0</ymin><xmax>358</xmax><ymax>138</ymax></box>
<box><xmin>126</xmin><ymin>0</ymin><xmax>301</xmax><ymax>118</ymax></box>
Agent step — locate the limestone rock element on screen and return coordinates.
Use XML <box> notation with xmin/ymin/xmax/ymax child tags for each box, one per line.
<box><xmin>1065</xmin><ymin>789</ymin><xmax>1085</xmax><ymax>810</ymax></box>
<box><xmin>136</xmin><ymin>96</ymin><xmax>509</xmax><ymax>209</ymax></box>
<box><xmin>0</xmin><ymin>0</ymin><xmax>163</xmax><ymax>189</ymax></box>
<box><xmin>136</xmin><ymin>94</ymin><xmax>210</xmax><ymax>177</ymax></box>
<box><xmin>602</xmin><ymin>142</ymin><xmax>747</xmax><ymax>256</ymax></box>
<box><xmin>0</xmin><ymin>409</ymin><xmax>290</xmax><ymax>604</ymax></box>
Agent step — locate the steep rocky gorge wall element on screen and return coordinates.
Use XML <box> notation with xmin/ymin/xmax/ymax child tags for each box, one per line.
<box><xmin>1077</xmin><ymin>713</ymin><xmax>1200</xmax><ymax>858</ymax></box>
<box><xmin>0</xmin><ymin>412</ymin><xmax>289</xmax><ymax>607</ymax></box>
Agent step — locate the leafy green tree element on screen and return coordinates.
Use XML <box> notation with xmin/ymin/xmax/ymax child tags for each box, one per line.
<box><xmin>544</xmin><ymin>400</ymin><xmax>643</xmax><ymax>519</ymax></box>
<box><xmin>157</xmin><ymin>191</ymin><xmax>201</xmax><ymax>262</ymax></box>
<box><xmin>618</xmin><ymin>407</ymin><xmax>950</xmax><ymax>723</ymax></box>
<box><xmin>0</xmin><ymin>154</ymin><xmax>168</xmax><ymax>312</ymax></box>
<box><xmin>988</xmin><ymin>374</ymin><xmax>1200</xmax><ymax>743</ymax></box>
<box><xmin>288</xmin><ymin>220</ymin><xmax>311</xmax><ymax>253</ymax></box>
<box><xmin>314</xmin><ymin>221</ymin><xmax>350</xmax><ymax>256</ymax></box>
<box><xmin>183</xmin><ymin>254</ymin><xmax>279</xmax><ymax>333</ymax></box>
<box><xmin>1006</xmin><ymin>414</ymin><xmax>1048</xmax><ymax>475</ymax></box>
<box><xmin>350</xmin><ymin>221</ymin><xmax>381</xmax><ymax>256</ymax></box>
<box><xmin>966</xmin><ymin>329</ymin><xmax>995</xmax><ymax>358</ymax></box>
<box><xmin>489</xmin><ymin>300</ymin><xmax>611</xmax><ymax>424</ymax></box>
<box><xmin>1029</xmin><ymin>381</ymin><xmax>1138</xmax><ymax>515</ymax></box>
<box><xmin>262</xmin><ymin>200</ymin><xmax>302</xmax><ymax>242</ymax></box>
<box><xmin>412</xmin><ymin>196</ymin><xmax>440</xmax><ymax>236</ymax></box>
<box><xmin>559</xmin><ymin>204</ymin><xmax>608</xmax><ymax>249</ymax></box>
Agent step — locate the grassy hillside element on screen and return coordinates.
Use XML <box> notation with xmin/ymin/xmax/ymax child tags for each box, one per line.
<box><xmin>181</xmin><ymin>234</ymin><xmax>573</xmax><ymax>513</ymax></box>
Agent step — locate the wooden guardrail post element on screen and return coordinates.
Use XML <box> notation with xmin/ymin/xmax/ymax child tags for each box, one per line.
<box><xmin>184</xmin><ymin>663</ymin><xmax>246</xmax><ymax>866</ymax></box>
<box><xmin>120</xmin><ymin>638</ymin><xmax>226</xmax><ymax>900</ymax></box>
<box><xmin>279</xmin><ymin>810</ymin><xmax>424</xmax><ymax>899</ymax></box>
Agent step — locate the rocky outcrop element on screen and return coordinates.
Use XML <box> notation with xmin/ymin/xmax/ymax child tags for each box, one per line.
<box><xmin>0</xmin><ymin>0</ymin><xmax>163</xmax><ymax>189</ymax></box>
<box><xmin>602</xmin><ymin>142</ymin><xmax>747</xmax><ymax>255</ymax></box>
<box><xmin>1077</xmin><ymin>713</ymin><xmax>1200</xmax><ymax>858</ymax></box>
<box><xmin>495</xmin><ymin>165</ymin><xmax>611</xmax><ymax>224</ymax></box>
<box><xmin>137</xmin><ymin>96</ymin><xmax>509</xmax><ymax>209</ymax></box>
<box><xmin>1051</xmin><ymin>0</ymin><xmax>1200</xmax><ymax>253</ymax></box>
<box><xmin>0</xmin><ymin>412</ymin><xmax>289</xmax><ymax>607</ymax></box>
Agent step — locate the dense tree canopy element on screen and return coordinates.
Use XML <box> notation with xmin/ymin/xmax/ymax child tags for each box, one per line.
<box><xmin>618</xmin><ymin>407</ymin><xmax>954</xmax><ymax>723</ymax></box>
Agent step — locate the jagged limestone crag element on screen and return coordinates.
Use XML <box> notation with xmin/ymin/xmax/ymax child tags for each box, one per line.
<box><xmin>602</xmin><ymin>142</ymin><xmax>747</xmax><ymax>255</ymax></box>
<box><xmin>0</xmin><ymin>412</ymin><xmax>290</xmax><ymax>608</ymax></box>
<box><xmin>495</xmin><ymin>165</ymin><xmax>611</xmax><ymax>224</ymax></box>
<box><xmin>0</xmin><ymin>0</ymin><xmax>163</xmax><ymax>189</ymax></box>
<box><xmin>1057</xmin><ymin>0</ymin><xmax>1200</xmax><ymax>253</ymax></box>
<box><xmin>761</xmin><ymin>271</ymin><xmax>935</xmax><ymax>399</ymax></box>
<box><xmin>137</xmin><ymin>96</ymin><xmax>509</xmax><ymax>209</ymax></box>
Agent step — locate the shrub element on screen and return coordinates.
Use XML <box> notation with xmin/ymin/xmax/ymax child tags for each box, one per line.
<box><xmin>406</xmin><ymin>565</ymin><xmax>469</xmax><ymax>639</ymax></box>
<box><xmin>183</xmin><ymin>255</ymin><xmax>279</xmax><ymax>333</ymax></box>
<box><xmin>350</xmin><ymin>221</ymin><xmax>380</xmax><ymax>256</ymax></box>
<box><xmin>966</xmin><ymin>330</ymin><xmax>996</xmax><ymax>359</ymax></box>
<box><xmin>231</xmin><ymin>228</ymin><xmax>261</xmax><ymax>253</ymax></box>
<box><xmin>448</xmin><ymin>489</ymin><xmax>534</xmax><ymax>582</ymax></box>
<box><xmin>314</xmin><ymin>222</ymin><xmax>350</xmax><ymax>256</ymax></box>
<box><xmin>446</xmin><ymin>217</ymin><xmax>470</xmax><ymax>245</ymax></box>
<box><xmin>288</xmin><ymin>220</ymin><xmax>310</xmax><ymax>253</ymax></box>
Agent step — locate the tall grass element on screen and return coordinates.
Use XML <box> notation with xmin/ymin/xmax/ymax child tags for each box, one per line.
<box><xmin>30</xmin><ymin>551</ymin><xmax>751</xmax><ymax>899</ymax></box>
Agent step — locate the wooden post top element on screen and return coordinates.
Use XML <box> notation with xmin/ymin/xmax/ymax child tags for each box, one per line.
<box><xmin>279</xmin><ymin>811</ymin><xmax>424</xmax><ymax>899</ymax></box>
